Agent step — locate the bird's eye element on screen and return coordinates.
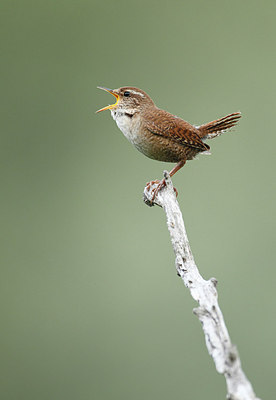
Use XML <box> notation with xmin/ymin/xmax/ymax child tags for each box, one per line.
<box><xmin>124</xmin><ymin>91</ymin><xmax>130</xmax><ymax>97</ymax></box>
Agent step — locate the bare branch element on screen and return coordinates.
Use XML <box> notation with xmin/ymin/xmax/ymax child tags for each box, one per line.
<box><xmin>143</xmin><ymin>171</ymin><xmax>261</xmax><ymax>400</ymax></box>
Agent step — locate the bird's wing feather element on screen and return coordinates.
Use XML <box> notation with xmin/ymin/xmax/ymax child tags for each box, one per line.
<box><xmin>145</xmin><ymin>108</ymin><xmax>209</xmax><ymax>151</ymax></box>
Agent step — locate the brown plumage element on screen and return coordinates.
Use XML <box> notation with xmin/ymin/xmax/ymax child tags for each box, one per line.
<box><xmin>143</xmin><ymin>108</ymin><xmax>210</xmax><ymax>162</ymax></box>
<box><xmin>97</xmin><ymin>86</ymin><xmax>241</xmax><ymax>200</ymax></box>
<box><xmin>198</xmin><ymin>112</ymin><xmax>242</xmax><ymax>139</ymax></box>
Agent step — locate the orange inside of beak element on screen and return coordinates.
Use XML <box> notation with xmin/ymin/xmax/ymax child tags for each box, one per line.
<box><xmin>96</xmin><ymin>87</ymin><xmax>119</xmax><ymax>113</ymax></box>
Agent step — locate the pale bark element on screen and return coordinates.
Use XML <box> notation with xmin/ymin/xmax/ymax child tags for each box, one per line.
<box><xmin>143</xmin><ymin>171</ymin><xmax>261</xmax><ymax>400</ymax></box>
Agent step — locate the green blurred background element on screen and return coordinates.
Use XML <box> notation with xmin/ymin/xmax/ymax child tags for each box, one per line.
<box><xmin>1</xmin><ymin>1</ymin><xmax>275</xmax><ymax>399</ymax></box>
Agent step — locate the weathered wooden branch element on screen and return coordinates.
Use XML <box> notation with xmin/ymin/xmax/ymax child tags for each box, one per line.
<box><xmin>143</xmin><ymin>171</ymin><xmax>261</xmax><ymax>400</ymax></box>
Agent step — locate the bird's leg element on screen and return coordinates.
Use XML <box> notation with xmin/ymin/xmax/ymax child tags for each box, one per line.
<box><xmin>149</xmin><ymin>160</ymin><xmax>186</xmax><ymax>202</ymax></box>
<box><xmin>168</xmin><ymin>159</ymin><xmax>187</xmax><ymax>177</ymax></box>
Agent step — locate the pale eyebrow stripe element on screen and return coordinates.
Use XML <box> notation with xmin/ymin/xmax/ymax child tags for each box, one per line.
<box><xmin>128</xmin><ymin>90</ymin><xmax>145</xmax><ymax>97</ymax></box>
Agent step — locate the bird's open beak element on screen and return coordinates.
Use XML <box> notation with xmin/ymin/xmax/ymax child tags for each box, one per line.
<box><xmin>96</xmin><ymin>86</ymin><xmax>120</xmax><ymax>113</ymax></box>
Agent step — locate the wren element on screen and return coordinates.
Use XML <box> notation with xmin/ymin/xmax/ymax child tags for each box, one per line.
<box><xmin>96</xmin><ymin>86</ymin><xmax>241</xmax><ymax>200</ymax></box>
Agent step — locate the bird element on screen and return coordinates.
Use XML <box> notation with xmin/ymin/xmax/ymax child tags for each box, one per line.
<box><xmin>96</xmin><ymin>86</ymin><xmax>241</xmax><ymax>200</ymax></box>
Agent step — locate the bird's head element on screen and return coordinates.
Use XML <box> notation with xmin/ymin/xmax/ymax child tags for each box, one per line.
<box><xmin>96</xmin><ymin>86</ymin><xmax>154</xmax><ymax>114</ymax></box>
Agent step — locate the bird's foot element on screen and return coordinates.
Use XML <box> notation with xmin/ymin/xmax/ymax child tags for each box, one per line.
<box><xmin>146</xmin><ymin>179</ymin><xmax>160</xmax><ymax>188</ymax></box>
<box><xmin>146</xmin><ymin>178</ymin><xmax>178</xmax><ymax>204</ymax></box>
<box><xmin>151</xmin><ymin>178</ymin><xmax>166</xmax><ymax>201</ymax></box>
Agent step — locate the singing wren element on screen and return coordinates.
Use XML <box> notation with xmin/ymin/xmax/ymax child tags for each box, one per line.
<box><xmin>96</xmin><ymin>86</ymin><xmax>241</xmax><ymax>200</ymax></box>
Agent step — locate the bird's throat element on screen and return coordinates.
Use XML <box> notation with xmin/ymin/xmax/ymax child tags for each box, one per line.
<box><xmin>111</xmin><ymin>108</ymin><xmax>142</xmax><ymax>145</ymax></box>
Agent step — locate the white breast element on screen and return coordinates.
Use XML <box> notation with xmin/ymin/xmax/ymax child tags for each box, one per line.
<box><xmin>110</xmin><ymin>109</ymin><xmax>158</xmax><ymax>160</ymax></box>
<box><xmin>111</xmin><ymin>110</ymin><xmax>141</xmax><ymax>147</ymax></box>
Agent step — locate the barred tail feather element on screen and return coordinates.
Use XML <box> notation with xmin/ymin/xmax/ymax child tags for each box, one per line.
<box><xmin>198</xmin><ymin>112</ymin><xmax>241</xmax><ymax>139</ymax></box>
